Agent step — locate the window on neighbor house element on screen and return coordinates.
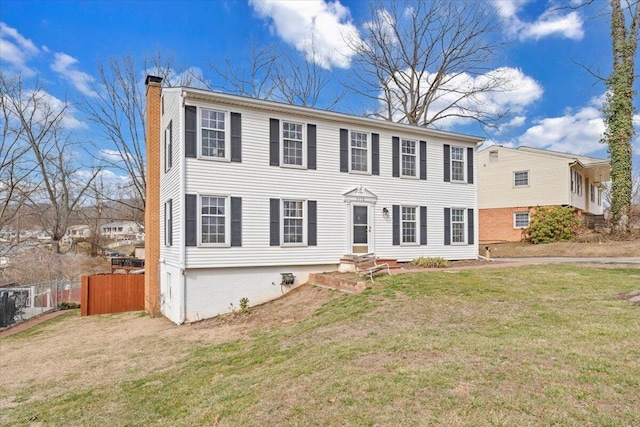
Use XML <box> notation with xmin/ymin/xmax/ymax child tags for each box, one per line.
<box><xmin>164</xmin><ymin>120</ymin><xmax>173</xmax><ymax>172</ymax></box>
<box><xmin>514</xmin><ymin>170</ymin><xmax>529</xmax><ymax>187</ymax></box>
<box><xmin>350</xmin><ymin>131</ymin><xmax>369</xmax><ymax>173</ymax></box>
<box><xmin>451</xmin><ymin>146</ymin><xmax>465</xmax><ymax>182</ymax></box>
<box><xmin>571</xmin><ymin>170</ymin><xmax>583</xmax><ymax>195</ymax></box>
<box><xmin>598</xmin><ymin>188</ymin><xmax>602</xmax><ymax>206</ymax></box>
<box><xmin>489</xmin><ymin>150</ymin><xmax>499</xmax><ymax>161</ymax></box>
<box><xmin>451</xmin><ymin>208</ymin><xmax>466</xmax><ymax>243</ymax></box>
<box><xmin>282</xmin><ymin>121</ymin><xmax>304</xmax><ymax>166</ymax></box>
<box><xmin>165</xmin><ymin>199</ymin><xmax>173</xmax><ymax>246</ymax></box>
<box><xmin>401</xmin><ymin>139</ymin><xmax>417</xmax><ymax>177</ymax></box>
<box><xmin>514</xmin><ymin>212</ymin><xmax>530</xmax><ymax>228</ymax></box>
<box><xmin>201</xmin><ymin>108</ymin><xmax>226</xmax><ymax>158</ymax></box>
<box><xmin>590</xmin><ymin>184</ymin><xmax>596</xmax><ymax>203</ymax></box>
<box><xmin>282</xmin><ymin>200</ymin><xmax>304</xmax><ymax>244</ymax></box>
<box><xmin>401</xmin><ymin>206</ymin><xmax>417</xmax><ymax>244</ymax></box>
<box><xmin>201</xmin><ymin>196</ymin><xmax>227</xmax><ymax>244</ymax></box>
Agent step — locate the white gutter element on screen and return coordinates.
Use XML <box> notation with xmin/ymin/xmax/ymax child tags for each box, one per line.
<box><xmin>179</xmin><ymin>89</ymin><xmax>187</xmax><ymax>325</ymax></box>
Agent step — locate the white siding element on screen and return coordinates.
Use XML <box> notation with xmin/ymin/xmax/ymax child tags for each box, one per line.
<box><xmin>478</xmin><ymin>146</ymin><xmax>570</xmax><ymax>209</ymax></box>
<box><xmin>181</xmin><ymin>100</ymin><xmax>479</xmax><ymax>267</ymax></box>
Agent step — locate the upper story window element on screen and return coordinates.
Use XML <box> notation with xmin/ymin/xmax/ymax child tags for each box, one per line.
<box><xmin>201</xmin><ymin>109</ymin><xmax>226</xmax><ymax>159</ymax></box>
<box><xmin>283</xmin><ymin>200</ymin><xmax>305</xmax><ymax>245</ymax></box>
<box><xmin>201</xmin><ymin>196</ymin><xmax>228</xmax><ymax>245</ymax></box>
<box><xmin>164</xmin><ymin>199</ymin><xmax>173</xmax><ymax>246</ymax></box>
<box><xmin>401</xmin><ymin>206</ymin><xmax>417</xmax><ymax>244</ymax></box>
<box><xmin>282</xmin><ymin>121</ymin><xmax>304</xmax><ymax>166</ymax></box>
<box><xmin>401</xmin><ymin>139</ymin><xmax>417</xmax><ymax>177</ymax></box>
<box><xmin>350</xmin><ymin>131</ymin><xmax>369</xmax><ymax>173</ymax></box>
<box><xmin>164</xmin><ymin>120</ymin><xmax>173</xmax><ymax>172</ymax></box>
<box><xmin>451</xmin><ymin>208</ymin><xmax>466</xmax><ymax>243</ymax></box>
<box><xmin>514</xmin><ymin>170</ymin><xmax>529</xmax><ymax>187</ymax></box>
<box><xmin>451</xmin><ymin>146</ymin><xmax>465</xmax><ymax>182</ymax></box>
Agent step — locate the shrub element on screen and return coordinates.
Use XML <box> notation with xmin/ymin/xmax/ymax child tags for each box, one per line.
<box><xmin>527</xmin><ymin>206</ymin><xmax>580</xmax><ymax>244</ymax></box>
<box><xmin>411</xmin><ymin>257</ymin><xmax>449</xmax><ymax>268</ymax></box>
<box><xmin>59</xmin><ymin>301</ymin><xmax>81</xmax><ymax>310</ymax></box>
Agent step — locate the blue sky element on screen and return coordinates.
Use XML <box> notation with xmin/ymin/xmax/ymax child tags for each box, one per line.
<box><xmin>2</xmin><ymin>0</ymin><xmax>639</xmax><ymax>179</ymax></box>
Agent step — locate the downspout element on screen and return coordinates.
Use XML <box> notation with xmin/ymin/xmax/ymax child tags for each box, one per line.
<box><xmin>179</xmin><ymin>89</ymin><xmax>188</xmax><ymax>324</ymax></box>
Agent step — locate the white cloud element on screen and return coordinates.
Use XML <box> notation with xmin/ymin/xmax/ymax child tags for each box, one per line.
<box><xmin>2</xmin><ymin>88</ymin><xmax>86</xmax><ymax>130</ymax></box>
<box><xmin>517</xmin><ymin>102</ymin><xmax>605</xmax><ymax>155</ymax></box>
<box><xmin>491</xmin><ymin>0</ymin><xmax>584</xmax><ymax>41</ymax></box>
<box><xmin>0</xmin><ymin>22</ymin><xmax>40</xmax><ymax>75</ymax></box>
<box><xmin>51</xmin><ymin>52</ymin><xmax>98</xmax><ymax>97</ymax></box>
<box><xmin>384</xmin><ymin>67</ymin><xmax>542</xmax><ymax>128</ymax></box>
<box><xmin>249</xmin><ymin>0</ymin><xmax>361</xmax><ymax>69</ymax></box>
<box><xmin>100</xmin><ymin>149</ymin><xmax>132</xmax><ymax>164</ymax></box>
<box><xmin>75</xmin><ymin>168</ymin><xmax>129</xmax><ymax>184</ymax></box>
<box><xmin>497</xmin><ymin>115</ymin><xmax>527</xmax><ymax>133</ymax></box>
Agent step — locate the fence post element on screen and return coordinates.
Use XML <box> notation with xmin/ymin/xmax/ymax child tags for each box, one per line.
<box><xmin>81</xmin><ymin>276</ymin><xmax>89</xmax><ymax>316</ymax></box>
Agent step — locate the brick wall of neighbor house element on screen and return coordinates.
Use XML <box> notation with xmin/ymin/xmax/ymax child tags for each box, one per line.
<box><xmin>144</xmin><ymin>76</ymin><xmax>162</xmax><ymax>313</ymax></box>
<box><xmin>479</xmin><ymin>207</ymin><xmax>532</xmax><ymax>243</ymax></box>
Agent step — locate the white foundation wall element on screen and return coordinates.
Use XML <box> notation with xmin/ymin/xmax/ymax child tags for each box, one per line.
<box><xmin>183</xmin><ymin>264</ymin><xmax>337</xmax><ymax>323</ymax></box>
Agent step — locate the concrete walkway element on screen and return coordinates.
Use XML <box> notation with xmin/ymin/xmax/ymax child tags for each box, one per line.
<box><xmin>496</xmin><ymin>257</ymin><xmax>640</xmax><ymax>264</ymax></box>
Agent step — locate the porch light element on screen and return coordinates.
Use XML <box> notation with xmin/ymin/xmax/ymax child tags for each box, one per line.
<box><xmin>382</xmin><ymin>207</ymin><xmax>390</xmax><ymax>218</ymax></box>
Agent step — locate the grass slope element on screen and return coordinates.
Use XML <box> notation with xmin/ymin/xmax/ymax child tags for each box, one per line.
<box><xmin>2</xmin><ymin>265</ymin><xmax>639</xmax><ymax>426</ymax></box>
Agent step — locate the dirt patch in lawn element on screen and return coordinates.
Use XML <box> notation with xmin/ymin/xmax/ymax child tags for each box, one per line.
<box><xmin>482</xmin><ymin>237</ymin><xmax>640</xmax><ymax>258</ymax></box>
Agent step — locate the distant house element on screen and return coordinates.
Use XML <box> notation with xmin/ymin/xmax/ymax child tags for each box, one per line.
<box><xmin>100</xmin><ymin>221</ymin><xmax>142</xmax><ymax>240</ymax></box>
<box><xmin>478</xmin><ymin>146</ymin><xmax>611</xmax><ymax>243</ymax></box>
<box><xmin>144</xmin><ymin>75</ymin><xmax>484</xmax><ymax>324</ymax></box>
<box><xmin>64</xmin><ymin>225</ymin><xmax>91</xmax><ymax>242</ymax></box>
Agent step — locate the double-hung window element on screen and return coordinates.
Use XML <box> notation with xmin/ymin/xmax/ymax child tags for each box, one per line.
<box><xmin>451</xmin><ymin>146</ymin><xmax>465</xmax><ymax>182</ymax></box>
<box><xmin>201</xmin><ymin>196</ymin><xmax>227</xmax><ymax>244</ymax></box>
<box><xmin>283</xmin><ymin>200</ymin><xmax>304</xmax><ymax>244</ymax></box>
<box><xmin>451</xmin><ymin>208</ymin><xmax>466</xmax><ymax>243</ymax></box>
<box><xmin>590</xmin><ymin>184</ymin><xmax>596</xmax><ymax>203</ymax></box>
<box><xmin>164</xmin><ymin>199</ymin><xmax>173</xmax><ymax>246</ymax></box>
<box><xmin>201</xmin><ymin>109</ymin><xmax>226</xmax><ymax>159</ymax></box>
<box><xmin>514</xmin><ymin>170</ymin><xmax>529</xmax><ymax>187</ymax></box>
<box><xmin>164</xmin><ymin>121</ymin><xmax>173</xmax><ymax>172</ymax></box>
<box><xmin>514</xmin><ymin>212</ymin><xmax>530</xmax><ymax>228</ymax></box>
<box><xmin>350</xmin><ymin>131</ymin><xmax>369</xmax><ymax>173</ymax></box>
<box><xmin>401</xmin><ymin>206</ymin><xmax>417</xmax><ymax>244</ymax></box>
<box><xmin>282</xmin><ymin>121</ymin><xmax>304</xmax><ymax>166</ymax></box>
<box><xmin>401</xmin><ymin>139</ymin><xmax>417</xmax><ymax>177</ymax></box>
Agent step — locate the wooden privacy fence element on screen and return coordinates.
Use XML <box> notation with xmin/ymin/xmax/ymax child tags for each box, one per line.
<box><xmin>81</xmin><ymin>274</ymin><xmax>145</xmax><ymax>316</ymax></box>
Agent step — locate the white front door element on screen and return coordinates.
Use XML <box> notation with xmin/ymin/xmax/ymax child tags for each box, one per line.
<box><xmin>352</xmin><ymin>204</ymin><xmax>370</xmax><ymax>254</ymax></box>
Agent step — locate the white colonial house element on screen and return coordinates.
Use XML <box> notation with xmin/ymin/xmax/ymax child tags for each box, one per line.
<box><xmin>146</xmin><ymin>76</ymin><xmax>484</xmax><ymax>324</ymax></box>
<box><xmin>100</xmin><ymin>221</ymin><xmax>142</xmax><ymax>240</ymax></box>
<box><xmin>478</xmin><ymin>146</ymin><xmax>610</xmax><ymax>243</ymax></box>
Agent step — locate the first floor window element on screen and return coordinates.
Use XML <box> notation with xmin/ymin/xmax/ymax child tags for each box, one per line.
<box><xmin>283</xmin><ymin>200</ymin><xmax>304</xmax><ymax>244</ymax></box>
<box><xmin>514</xmin><ymin>212</ymin><xmax>530</xmax><ymax>228</ymax></box>
<box><xmin>597</xmin><ymin>188</ymin><xmax>602</xmax><ymax>206</ymax></box>
<box><xmin>282</xmin><ymin>121</ymin><xmax>303</xmax><ymax>166</ymax></box>
<box><xmin>164</xmin><ymin>200</ymin><xmax>173</xmax><ymax>246</ymax></box>
<box><xmin>201</xmin><ymin>196</ymin><xmax>226</xmax><ymax>244</ymax></box>
<box><xmin>590</xmin><ymin>184</ymin><xmax>596</xmax><ymax>203</ymax></box>
<box><xmin>201</xmin><ymin>109</ymin><xmax>226</xmax><ymax>158</ymax></box>
<box><xmin>451</xmin><ymin>146</ymin><xmax>465</xmax><ymax>182</ymax></box>
<box><xmin>401</xmin><ymin>139</ymin><xmax>417</xmax><ymax>177</ymax></box>
<box><xmin>514</xmin><ymin>170</ymin><xmax>529</xmax><ymax>187</ymax></box>
<box><xmin>350</xmin><ymin>131</ymin><xmax>368</xmax><ymax>172</ymax></box>
<box><xmin>451</xmin><ymin>208</ymin><xmax>465</xmax><ymax>243</ymax></box>
<box><xmin>401</xmin><ymin>206</ymin><xmax>417</xmax><ymax>243</ymax></box>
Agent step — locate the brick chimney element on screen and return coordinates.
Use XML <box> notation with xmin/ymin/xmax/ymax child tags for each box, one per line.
<box><xmin>144</xmin><ymin>75</ymin><xmax>162</xmax><ymax>314</ymax></box>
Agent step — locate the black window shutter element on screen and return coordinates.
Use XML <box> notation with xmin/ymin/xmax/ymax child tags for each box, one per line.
<box><xmin>308</xmin><ymin>124</ymin><xmax>317</xmax><ymax>170</ymax></box>
<box><xmin>231</xmin><ymin>197</ymin><xmax>242</xmax><ymax>247</ymax></box>
<box><xmin>372</xmin><ymin>133</ymin><xmax>380</xmax><ymax>175</ymax></box>
<box><xmin>443</xmin><ymin>144</ymin><xmax>450</xmax><ymax>182</ymax></box>
<box><xmin>420</xmin><ymin>140</ymin><xmax>427</xmax><ymax>180</ymax></box>
<box><xmin>185</xmin><ymin>194</ymin><xmax>197</xmax><ymax>246</ymax></box>
<box><xmin>420</xmin><ymin>206</ymin><xmax>427</xmax><ymax>245</ymax></box>
<box><xmin>308</xmin><ymin>200</ymin><xmax>317</xmax><ymax>246</ymax></box>
<box><xmin>392</xmin><ymin>136</ymin><xmax>400</xmax><ymax>177</ymax></box>
<box><xmin>444</xmin><ymin>207</ymin><xmax>451</xmax><ymax>246</ymax></box>
<box><xmin>392</xmin><ymin>204</ymin><xmax>400</xmax><ymax>245</ymax></box>
<box><xmin>270</xmin><ymin>118</ymin><xmax>279</xmax><ymax>166</ymax></box>
<box><xmin>185</xmin><ymin>106</ymin><xmax>197</xmax><ymax>158</ymax></box>
<box><xmin>230</xmin><ymin>112</ymin><xmax>242</xmax><ymax>163</ymax></box>
<box><xmin>340</xmin><ymin>128</ymin><xmax>348</xmax><ymax>172</ymax></box>
<box><xmin>270</xmin><ymin>198</ymin><xmax>280</xmax><ymax>246</ymax></box>
<box><xmin>467</xmin><ymin>147</ymin><xmax>474</xmax><ymax>184</ymax></box>
<box><xmin>468</xmin><ymin>208</ymin><xmax>475</xmax><ymax>245</ymax></box>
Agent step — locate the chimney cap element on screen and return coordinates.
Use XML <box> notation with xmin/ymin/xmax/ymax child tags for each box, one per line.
<box><xmin>145</xmin><ymin>75</ymin><xmax>163</xmax><ymax>85</ymax></box>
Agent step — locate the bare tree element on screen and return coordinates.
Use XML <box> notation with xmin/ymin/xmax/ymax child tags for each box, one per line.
<box><xmin>83</xmin><ymin>52</ymin><xmax>196</xmax><ymax>217</ymax></box>
<box><xmin>347</xmin><ymin>0</ymin><xmax>509</xmax><ymax>128</ymax></box>
<box><xmin>210</xmin><ymin>42</ymin><xmax>343</xmax><ymax>110</ymax></box>
<box><xmin>0</xmin><ymin>73</ymin><xmax>100</xmax><ymax>253</ymax></box>
<box><xmin>601</xmin><ymin>0</ymin><xmax>638</xmax><ymax>234</ymax></box>
<box><xmin>0</xmin><ymin>74</ymin><xmax>35</xmax><ymax>234</ymax></box>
